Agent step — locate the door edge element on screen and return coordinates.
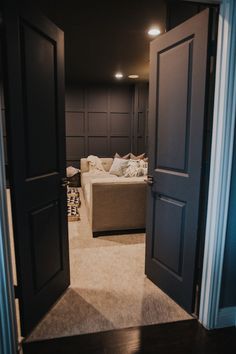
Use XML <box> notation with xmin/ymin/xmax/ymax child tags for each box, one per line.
<box><xmin>199</xmin><ymin>0</ymin><xmax>236</xmax><ymax>329</ymax></box>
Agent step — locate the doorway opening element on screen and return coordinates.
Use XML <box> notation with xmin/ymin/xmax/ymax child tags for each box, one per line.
<box><xmin>0</xmin><ymin>0</ymin><xmax>219</xmax><ymax>346</ymax></box>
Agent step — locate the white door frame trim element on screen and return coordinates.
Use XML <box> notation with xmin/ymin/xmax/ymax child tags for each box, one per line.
<box><xmin>0</xmin><ymin>116</ymin><xmax>18</xmax><ymax>352</ymax></box>
<box><xmin>199</xmin><ymin>0</ymin><xmax>236</xmax><ymax>329</ymax></box>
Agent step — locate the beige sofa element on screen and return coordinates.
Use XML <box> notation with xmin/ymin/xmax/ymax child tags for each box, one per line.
<box><xmin>80</xmin><ymin>158</ymin><xmax>147</xmax><ymax>236</ymax></box>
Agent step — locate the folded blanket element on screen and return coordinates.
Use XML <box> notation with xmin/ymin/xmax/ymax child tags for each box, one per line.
<box><xmin>87</xmin><ymin>155</ymin><xmax>105</xmax><ymax>173</ymax></box>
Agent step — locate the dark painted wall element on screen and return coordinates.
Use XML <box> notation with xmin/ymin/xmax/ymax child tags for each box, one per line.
<box><xmin>166</xmin><ymin>1</ymin><xmax>214</xmax><ymax>31</ymax></box>
<box><xmin>220</xmin><ymin>124</ymin><xmax>236</xmax><ymax>308</ymax></box>
<box><xmin>0</xmin><ymin>42</ymin><xmax>8</xmax><ymax>176</ymax></box>
<box><xmin>65</xmin><ymin>83</ymin><xmax>148</xmax><ymax>168</ymax></box>
<box><xmin>0</xmin><ymin>89</ymin><xmax>6</xmax><ymax>163</ymax></box>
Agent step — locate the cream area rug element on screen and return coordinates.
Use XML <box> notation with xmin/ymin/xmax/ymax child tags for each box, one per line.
<box><xmin>27</xmin><ymin>189</ymin><xmax>191</xmax><ymax>341</ymax></box>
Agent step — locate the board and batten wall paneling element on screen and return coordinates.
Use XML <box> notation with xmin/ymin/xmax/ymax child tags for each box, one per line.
<box><xmin>65</xmin><ymin>84</ymin><xmax>148</xmax><ymax>168</ymax></box>
<box><xmin>133</xmin><ymin>83</ymin><xmax>149</xmax><ymax>155</ymax></box>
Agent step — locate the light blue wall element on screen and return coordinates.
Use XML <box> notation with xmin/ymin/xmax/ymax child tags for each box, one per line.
<box><xmin>220</xmin><ymin>120</ymin><xmax>236</xmax><ymax>308</ymax></box>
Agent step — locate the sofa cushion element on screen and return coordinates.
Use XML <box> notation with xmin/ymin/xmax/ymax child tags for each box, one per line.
<box><xmin>81</xmin><ymin>171</ymin><xmax>118</xmax><ymax>188</ymax></box>
<box><xmin>80</xmin><ymin>158</ymin><xmax>113</xmax><ymax>173</ymax></box>
<box><xmin>101</xmin><ymin>158</ymin><xmax>114</xmax><ymax>171</ymax></box>
<box><xmin>109</xmin><ymin>157</ymin><xmax>129</xmax><ymax>177</ymax></box>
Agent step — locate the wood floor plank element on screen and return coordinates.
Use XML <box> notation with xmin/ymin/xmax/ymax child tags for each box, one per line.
<box><xmin>22</xmin><ymin>319</ymin><xmax>236</xmax><ymax>354</ymax></box>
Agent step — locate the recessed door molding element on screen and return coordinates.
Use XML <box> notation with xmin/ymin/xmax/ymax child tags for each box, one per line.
<box><xmin>199</xmin><ymin>0</ymin><xmax>236</xmax><ymax>329</ymax></box>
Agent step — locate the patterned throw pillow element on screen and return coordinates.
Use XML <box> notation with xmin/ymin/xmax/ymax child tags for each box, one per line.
<box><xmin>139</xmin><ymin>159</ymin><xmax>148</xmax><ymax>170</ymax></box>
<box><xmin>124</xmin><ymin>159</ymin><xmax>148</xmax><ymax>177</ymax></box>
<box><xmin>124</xmin><ymin>160</ymin><xmax>141</xmax><ymax>177</ymax></box>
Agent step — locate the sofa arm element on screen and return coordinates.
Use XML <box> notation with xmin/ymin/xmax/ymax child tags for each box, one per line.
<box><xmin>91</xmin><ymin>182</ymin><xmax>147</xmax><ymax>232</ymax></box>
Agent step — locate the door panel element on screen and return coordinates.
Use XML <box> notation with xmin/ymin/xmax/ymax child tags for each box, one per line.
<box><xmin>145</xmin><ymin>9</ymin><xmax>210</xmax><ymax>312</ymax></box>
<box><xmin>158</xmin><ymin>38</ymin><xmax>192</xmax><ymax>172</ymax></box>
<box><xmin>21</xmin><ymin>22</ymin><xmax>58</xmax><ymax>177</ymax></box>
<box><xmin>153</xmin><ymin>196</ymin><xmax>186</xmax><ymax>276</ymax></box>
<box><xmin>30</xmin><ymin>202</ymin><xmax>62</xmax><ymax>291</ymax></box>
<box><xmin>3</xmin><ymin>0</ymin><xmax>69</xmax><ymax>336</ymax></box>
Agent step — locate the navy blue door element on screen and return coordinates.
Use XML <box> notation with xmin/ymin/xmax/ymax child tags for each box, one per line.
<box><xmin>145</xmin><ymin>9</ymin><xmax>210</xmax><ymax>312</ymax></box>
<box><xmin>3</xmin><ymin>0</ymin><xmax>70</xmax><ymax>335</ymax></box>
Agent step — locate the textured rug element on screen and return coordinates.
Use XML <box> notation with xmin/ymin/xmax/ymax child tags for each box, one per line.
<box><xmin>27</xmin><ymin>189</ymin><xmax>191</xmax><ymax>341</ymax></box>
<box><xmin>67</xmin><ymin>187</ymin><xmax>81</xmax><ymax>222</ymax></box>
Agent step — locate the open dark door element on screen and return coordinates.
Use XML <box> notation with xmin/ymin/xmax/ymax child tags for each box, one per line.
<box><xmin>3</xmin><ymin>0</ymin><xmax>70</xmax><ymax>336</ymax></box>
<box><xmin>145</xmin><ymin>9</ymin><xmax>211</xmax><ymax>312</ymax></box>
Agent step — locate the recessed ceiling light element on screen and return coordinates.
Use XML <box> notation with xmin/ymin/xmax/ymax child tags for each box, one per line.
<box><xmin>115</xmin><ymin>72</ymin><xmax>123</xmax><ymax>79</ymax></box>
<box><xmin>128</xmin><ymin>75</ymin><xmax>139</xmax><ymax>79</ymax></box>
<box><xmin>148</xmin><ymin>27</ymin><xmax>161</xmax><ymax>37</ymax></box>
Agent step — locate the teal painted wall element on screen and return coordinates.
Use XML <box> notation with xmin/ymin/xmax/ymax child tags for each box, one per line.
<box><xmin>220</xmin><ymin>120</ymin><xmax>236</xmax><ymax>307</ymax></box>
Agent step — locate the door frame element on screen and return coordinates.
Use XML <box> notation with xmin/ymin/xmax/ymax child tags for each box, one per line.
<box><xmin>0</xmin><ymin>0</ymin><xmax>235</xmax><ymax>352</ymax></box>
<box><xmin>0</xmin><ymin>100</ymin><xmax>18</xmax><ymax>352</ymax></box>
<box><xmin>199</xmin><ymin>0</ymin><xmax>236</xmax><ymax>329</ymax></box>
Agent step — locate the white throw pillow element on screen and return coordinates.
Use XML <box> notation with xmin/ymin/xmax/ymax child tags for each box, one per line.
<box><xmin>66</xmin><ymin>166</ymin><xmax>80</xmax><ymax>177</ymax></box>
<box><xmin>114</xmin><ymin>152</ymin><xmax>130</xmax><ymax>159</ymax></box>
<box><xmin>109</xmin><ymin>157</ymin><xmax>129</xmax><ymax>177</ymax></box>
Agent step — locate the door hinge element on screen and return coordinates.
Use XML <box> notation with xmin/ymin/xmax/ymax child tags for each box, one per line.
<box><xmin>193</xmin><ymin>284</ymin><xmax>200</xmax><ymax>315</ymax></box>
<box><xmin>14</xmin><ymin>285</ymin><xmax>19</xmax><ymax>299</ymax></box>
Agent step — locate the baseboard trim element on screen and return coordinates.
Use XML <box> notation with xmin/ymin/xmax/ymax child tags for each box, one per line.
<box><xmin>217</xmin><ymin>307</ymin><xmax>236</xmax><ymax>328</ymax></box>
<box><xmin>93</xmin><ymin>228</ymin><xmax>145</xmax><ymax>237</ymax></box>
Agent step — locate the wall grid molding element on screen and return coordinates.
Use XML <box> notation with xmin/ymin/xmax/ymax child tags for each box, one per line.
<box><xmin>65</xmin><ymin>84</ymin><xmax>148</xmax><ymax>167</ymax></box>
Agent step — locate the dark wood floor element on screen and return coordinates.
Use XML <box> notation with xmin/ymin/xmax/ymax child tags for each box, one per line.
<box><xmin>23</xmin><ymin>319</ymin><xmax>236</xmax><ymax>354</ymax></box>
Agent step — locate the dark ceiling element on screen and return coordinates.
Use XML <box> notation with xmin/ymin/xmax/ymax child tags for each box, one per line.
<box><xmin>34</xmin><ymin>0</ymin><xmax>167</xmax><ymax>84</ymax></box>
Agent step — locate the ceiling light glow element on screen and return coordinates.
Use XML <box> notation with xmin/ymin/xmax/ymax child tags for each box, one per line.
<box><xmin>128</xmin><ymin>75</ymin><xmax>139</xmax><ymax>79</ymax></box>
<box><xmin>148</xmin><ymin>27</ymin><xmax>161</xmax><ymax>37</ymax></box>
<box><xmin>115</xmin><ymin>72</ymin><xmax>123</xmax><ymax>79</ymax></box>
